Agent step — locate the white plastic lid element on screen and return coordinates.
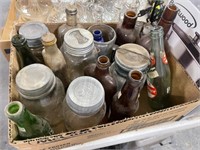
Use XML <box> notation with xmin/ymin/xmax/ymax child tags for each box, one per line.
<box><xmin>63</xmin><ymin>28</ymin><xmax>94</xmax><ymax>56</ymax></box>
<box><xmin>16</xmin><ymin>64</ymin><xmax>56</xmax><ymax>99</ymax></box>
<box><xmin>115</xmin><ymin>44</ymin><xmax>150</xmax><ymax>72</ymax></box>
<box><xmin>66</xmin><ymin>76</ymin><xmax>105</xmax><ymax>116</ymax></box>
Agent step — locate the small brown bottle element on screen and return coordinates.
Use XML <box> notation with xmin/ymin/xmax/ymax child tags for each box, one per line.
<box><xmin>115</xmin><ymin>10</ymin><xmax>137</xmax><ymax>46</ymax></box>
<box><xmin>110</xmin><ymin>70</ymin><xmax>144</xmax><ymax>121</ymax></box>
<box><xmin>84</xmin><ymin>55</ymin><xmax>117</xmax><ymax>114</ymax></box>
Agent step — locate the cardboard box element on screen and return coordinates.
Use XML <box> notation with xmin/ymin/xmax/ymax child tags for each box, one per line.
<box><xmin>8</xmin><ymin>23</ymin><xmax>200</xmax><ymax>149</ymax></box>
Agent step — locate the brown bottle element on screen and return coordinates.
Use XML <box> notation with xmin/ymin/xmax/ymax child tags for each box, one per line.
<box><xmin>158</xmin><ymin>3</ymin><xmax>178</xmax><ymax>37</ymax></box>
<box><xmin>115</xmin><ymin>10</ymin><xmax>137</xmax><ymax>46</ymax></box>
<box><xmin>84</xmin><ymin>55</ymin><xmax>117</xmax><ymax>114</ymax></box>
<box><xmin>110</xmin><ymin>70</ymin><xmax>144</xmax><ymax>121</ymax></box>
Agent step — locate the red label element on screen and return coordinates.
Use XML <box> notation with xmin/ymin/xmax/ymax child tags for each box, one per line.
<box><xmin>150</xmin><ymin>55</ymin><xmax>156</xmax><ymax>66</ymax></box>
<box><xmin>161</xmin><ymin>52</ymin><xmax>168</xmax><ymax>64</ymax></box>
<box><xmin>147</xmin><ymin>80</ymin><xmax>157</xmax><ymax>98</ymax></box>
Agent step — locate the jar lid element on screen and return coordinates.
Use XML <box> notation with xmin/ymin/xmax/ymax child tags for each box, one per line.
<box><xmin>66</xmin><ymin>76</ymin><xmax>105</xmax><ymax>116</ymax></box>
<box><xmin>115</xmin><ymin>44</ymin><xmax>150</xmax><ymax>71</ymax></box>
<box><xmin>64</xmin><ymin>28</ymin><xmax>94</xmax><ymax>56</ymax></box>
<box><xmin>19</xmin><ymin>21</ymin><xmax>49</xmax><ymax>47</ymax></box>
<box><xmin>16</xmin><ymin>64</ymin><xmax>56</xmax><ymax>99</ymax></box>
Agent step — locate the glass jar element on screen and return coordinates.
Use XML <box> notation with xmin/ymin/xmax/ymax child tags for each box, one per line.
<box><xmin>15</xmin><ymin>64</ymin><xmax>66</xmax><ymax>134</ymax></box>
<box><xmin>19</xmin><ymin>21</ymin><xmax>49</xmax><ymax>63</ymax></box>
<box><xmin>63</xmin><ymin>76</ymin><xmax>106</xmax><ymax>131</ymax></box>
<box><xmin>61</xmin><ymin>28</ymin><xmax>98</xmax><ymax>85</ymax></box>
<box><xmin>110</xmin><ymin>43</ymin><xmax>150</xmax><ymax>90</ymax></box>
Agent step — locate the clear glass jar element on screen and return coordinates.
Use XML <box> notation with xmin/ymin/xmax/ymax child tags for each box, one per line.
<box><xmin>19</xmin><ymin>21</ymin><xmax>49</xmax><ymax>63</ymax></box>
<box><xmin>63</xmin><ymin>76</ymin><xmax>106</xmax><ymax>131</ymax></box>
<box><xmin>61</xmin><ymin>28</ymin><xmax>98</xmax><ymax>85</ymax></box>
<box><xmin>15</xmin><ymin>64</ymin><xmax>66</xmax><ymax>134</ymax></box>
<box><xmin>110</xmin><ymin>43</ymin><xmax>150</xmax><ymax>91</ymax></box>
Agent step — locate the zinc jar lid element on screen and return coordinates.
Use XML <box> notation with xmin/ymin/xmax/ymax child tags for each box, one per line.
<box><xmin>19</xmin><ymin>21</ymin><xmax>49</xmax><ymax>47</ymax></box>
<box><xmin>16</xmin><ymin>64</ymin><xmax>56</xmax><ymax>100</ymax></box>
<box><xmin>115</xmin><ymin>43</ymin><xmax>150</xmax><ymax>71</ymax></box>
<box><xmin>66</xmin><ymin>76</ymin><xmax>105</xmax><ymax>116</ymax></box>
<box><xmin>64</xmin><ymin>28</ymin><xmax>94</xmax><ymax>56</ymax></box>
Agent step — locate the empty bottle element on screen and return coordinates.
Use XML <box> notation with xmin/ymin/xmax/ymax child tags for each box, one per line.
<box><xmin>110</xmin><ymin>70</ymin><xmax>144</xmax><ymax>121</ymax></box>
<box><xmin>147</xmin><ymin>26</ymin><xmax>171</xmax><ymax>110</ymax></box>
<box><xmin>4</xmin><ymin>101</ymin><xmax>54</xmax><ymax>140</ymax></box>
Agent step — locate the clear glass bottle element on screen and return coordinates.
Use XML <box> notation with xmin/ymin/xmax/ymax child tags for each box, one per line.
<box><xmin>57</xmin><ymin>6</ymin><xmax>83</xmax><ymax>48</ymax></box>
<box><xmin>15</xmin><ymin>64</ymin><xmax>66</xmax><ymax>133</ymax></box>
<box><xmin>19</xmin><ymin>21</ymin><xmax>49</xmax><ymax>63</ymax></box>
<box><xmin>110</xmin><ymin>70</ymin><xmax>144</xmax><ymax>121</ymax></box>
<box><xmin>42</xmin><ymin>32</ymin><xmax>68</xmax><ymax>89</ymax></box>
<box><xmin>61</xmin><ymin>28</ymin><xmax>98</xmax><ymax>85</ymax></box>
<box><xmin>115</xmin><ymin>10</ymin><xmax>138</xmax><ymax>46</ymax></box>
<box><xmin>147</xmin><ymin>26</ymin><xmax>171</xmax><ymax>110</ymax></box>
<box><xmin>63</xmin><ymin>76</ymin><xmax>106</xmax><ymax>131</ymax></box>
<box><xmin>84</xmin><ymin>55</ymin><xmax>117</xmax><ymax>115</ymax></box>
<box><xmin>4</xmin><ymin>101</ymin><xmax>54</xmax><ymax>139</ymax></box>
<box><xmin>110</xmin><ymin>43</ymin><xmax>150</xmax><ymax>91</ymax></box>
<box><xmin>11</xmin><ymin>34</ymin><xmax>41</xmax><ymax>69</ymax></box>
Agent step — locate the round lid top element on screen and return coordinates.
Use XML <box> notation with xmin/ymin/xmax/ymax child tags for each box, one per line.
<box><xmin>19</xmin><ymin>21</ymin><xmax>49</xmax><ymax>40</ymax></box>
<box><xmin>42</xmin><ymin>32</ymin><xmax>57</xmax><ymax>46</ymax></box>
<box><xmin>66</xmin><ymin>76</ymin><xmax>105</xmax><ymax>116</ymax></box>
<box><xmin>115</xmin><ymin>44</ymin><xmax>150</xmax><ymax>71</ymax></box>
<box><xmin>16</xmin><ymin>64</ymin><xmax>56</xmax><ymax>99</ymax></box>
<box><xmin>64</xmin><ymin>28</ymin><xmax>94</xmax><ymax>56</ymax></box>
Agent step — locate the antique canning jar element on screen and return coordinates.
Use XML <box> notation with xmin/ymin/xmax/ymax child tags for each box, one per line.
<box><xmin>15</xmin><ymin>64</ymin><xmax>66</xmax><ymax>133</ymax></box>
<box><xmin>63</xmin><ymin>76</ymin><xmax>106</xmax><ymax>131</ymax></box>
<box><xmin>61</xmin><ymin>28</ymin><xmax>98</xmax><ymax>85</ymax></box>
<box><xmin>110</xmin><ymin>43</ymin><xmax>150</xmax><ymax>90</ymax></box>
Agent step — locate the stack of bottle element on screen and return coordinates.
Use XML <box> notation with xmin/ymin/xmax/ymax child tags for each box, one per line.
<box><xmin>5</xmin><ymin>3</ymin><xmax>176</xmax><ymax>140</ymax></box>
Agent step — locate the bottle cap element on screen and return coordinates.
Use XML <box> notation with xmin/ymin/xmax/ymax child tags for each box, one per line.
<box><xmin>19</xmin><ymin>21</ymin><xmax>49</xmax><ymax>48</ymax></box>
<box><xmin>42</xmin><ymin>32</ymin><xmax>57</xmax><ymax>46</ymax></box>
<box><xmin>64</xmin><ymin>28</ymin><xmax>94</xmax><ymax>56</ymax></box>
<box><xmin>115</xmin><ymin>44</ymin><xmax>150</xmax><ymax>74</ymax></box>
<box><xmin>11</xmin><ymin>34</ymin><xmax>27</xmax><ymax>47</ymax></box>
<box><xmin>65</xmin><ymin>6</ymin><xmax>77</xmax><ymax>15</ymax></box>
<box><xmin>16</xmin><ymin>64</ymin><xmax>56</xmax><ymax>99</ymax></box>
<box><xmin>66</xmin><ymin>76</ymin><xmax>105</xmax><ymax>116</ymax></box>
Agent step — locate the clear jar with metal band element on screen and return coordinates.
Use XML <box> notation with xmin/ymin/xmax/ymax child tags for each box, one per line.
<box><xmin>61</xmin><ymin>28</ymin><xmax>98</xmax><ymax>85</ymax></box>
<box><xmin>15</xmin><ymin>64</ymin><xmax>66</xmax><ymax>134</ymax></box>
<box><xmin>110</xmin><ymin>43</ymin><xmax>150</xmax><ymax>91</ymax></box>
<box><xmin>63</xmin><ymin>76</ymin><xmax>106</xmax><ymax>131</ymax></box>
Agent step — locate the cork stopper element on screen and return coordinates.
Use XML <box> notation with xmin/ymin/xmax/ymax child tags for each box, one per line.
<box><xmin>42</xmin><ymin>32</ymin><xmax>57</xmax><ymax>46</ymax></box>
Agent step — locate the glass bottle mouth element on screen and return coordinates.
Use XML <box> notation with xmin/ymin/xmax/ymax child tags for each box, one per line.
<box><xmin>5</xmin><ymin>101</ymin><xmax>23</xmax><ymax>118</ymax></box>
<box><xmin>129</xmin><ymin>70</ymin><xmax>144</xmax><ymax>82</ymax></box>
<box><xmin>97</xmin><ymin>55</ymin><xmax>110</xmax><ymax>69</ymax></box>
<box><xmin>11</xmin><ymin>34</ymin><xmax>27</xmax><ymax>47</ymax></box>
<box><xmin>150</xmin><ymin>26</ymin><xmax>164</xmax><ymax>38</ymax></box>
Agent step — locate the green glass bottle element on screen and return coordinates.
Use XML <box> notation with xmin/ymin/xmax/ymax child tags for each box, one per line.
<box><xmin>11</xmin><ymin>34</ymin><xmax>41</xmax><ymax>69</ymax></box>
<box><xmin>4</xmin><ymin>101</ymin><xmax>54</xmax><ymax>140</ymax></box>
<box><xmin>147</xmin><ymin>26</ymin><xmax>171</xmax><ymax>110</ymax></box>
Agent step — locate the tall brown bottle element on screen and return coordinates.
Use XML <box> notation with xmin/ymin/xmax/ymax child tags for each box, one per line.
<box><xmin>115</xmin><ymin>10</ymin><xmax>137</xmax><ymax>46</ymax></box>
<box><xmin>110</xmin><ymin>70</ymin><xmax>144</xmax><ymax>121</ymax></box>
<box><xmin>84</xmin><ymin>55</ymin><xmax>117</xmax><ymax>115</ymax></box>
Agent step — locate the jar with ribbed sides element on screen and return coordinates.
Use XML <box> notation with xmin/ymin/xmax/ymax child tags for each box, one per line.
<box><xmin>61</xmin><ymin>28</ymin><xmax>98</xmax><ymax>85</ymax></box>
<box><xmin>110</xmin><ymin>44</ymin><xmax>150</xmax><ymax>91</ymax></box>
<box><xmin>15</xmin><ymin>64</ymin><xmax>66</xmax><ymax>134</ymax></box>
<box><xmin>63</xmin><ymin>76</ymin><xmax>106</xmax><ymax>131</ymax></box>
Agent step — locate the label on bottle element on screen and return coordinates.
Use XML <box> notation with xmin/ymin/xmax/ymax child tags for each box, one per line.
<box><xmin>18</xmin><ymin>126</ymin><xmax>26</xmax><ymax>133</ymax></box>
<box><xmin>160</xmin><ymin>51</ymin><xmax>168</xmax><ymax>64</ymax></box>
<box><xmin>147</xmin><ymin>68</ymin><xmax>159</xmax><ymax>78</ymax></box>
<box><xmin>150</xmin><ymin>52</ymin><xmax>156</xmax><ymax>66</ymax></box>
<box><xmin>147</xmin><ymin>80</ymin><xmax>157</xmax><ymax>98</ymax></box>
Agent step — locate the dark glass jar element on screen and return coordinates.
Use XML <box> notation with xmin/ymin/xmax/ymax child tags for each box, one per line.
<box><xmin>110</xmin><ymin>70</ymin><xmax>144</xmax><ymax>121</ymax></box>
<box><xmin>115</xmin><ymin>10</ymin><xmax>137</xmax><ymax>46</ymax></box>
<box><xmin>84</xmin><ymin>55</ymin><xmax>117</xmax><ymax>114</ymax></box>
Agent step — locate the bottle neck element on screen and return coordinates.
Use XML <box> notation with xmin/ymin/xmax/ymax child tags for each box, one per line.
<box><xmin>122</xmin><ymin>11</ymin><xmax>137</xmax><ymax>29</ymax></box>
<box><xmin>67</xmin><ymin>14</ymin><xmax>77</xmax><ymax>26</ymax></box>
<box><xmin>44</xmin><ymin>43</ymin><xmax>59</xmax><ymax>54</ymax></box>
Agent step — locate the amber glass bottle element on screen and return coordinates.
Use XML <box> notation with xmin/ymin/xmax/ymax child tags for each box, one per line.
<box><xmin>110</xmin><ymin>70</ymin><xmax>144</xmax><ymax>121</ymax></box>
<box><xmin>84</xmin><ymin>55</ymin><xmax>117</xmax><ymax>114</ymax></box>
<box><xmin>115</xmin><ymin>10</ymin><xmax>137</xmax><ymax>46</ymax></box>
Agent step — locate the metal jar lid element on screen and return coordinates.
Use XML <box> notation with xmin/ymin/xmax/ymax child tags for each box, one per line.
<box><xmin>19</xmin><ymin>21</ymin><xmax>49</xmax><ymax>48</ymax></box>
<box><xmin>66</xmin><ymin>76</ymin><xmax>105</xmax><ymax>116</ymax></box>
<box><xmin>115</xmin><ymin>43</ymin><xmax>150</xmax><ymax>73</ymax></box>
<box><xmin>16</xmin><ymin>64</ymin><xmax>56</xmax><ymax>99</ymax></box>
<box><xmin>63</xmin><ymin>28</ymin><xmax>95</xmax><ymax>56</ymax></box>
